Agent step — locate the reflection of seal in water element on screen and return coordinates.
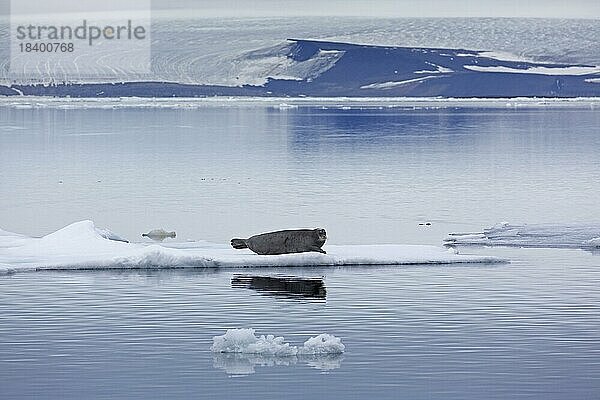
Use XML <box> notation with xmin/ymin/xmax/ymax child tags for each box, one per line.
<box><xmin>231</xmin><ymin>274</ymin><xmax>326</xmax><ymax>299</ymax></box>
<box><xmin>231</xmin><ymin>229</ymin><xmax>327</xmax><ymax>255</ymax></box>
<box><xmin>142</xmin><ymin>229</ymin><xmax>176</xmax><ymax>241</ymax></box>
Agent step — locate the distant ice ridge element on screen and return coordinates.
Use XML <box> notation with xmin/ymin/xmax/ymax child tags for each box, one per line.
<box><xmin>446</xmin><ymin>222</ymin><xmax>600</xmax><ymax>249</ymax></box>
<box><xmin>0</xmin><ymin>221</ymin><xmax>506</xmax><ymax>274</ymax></box>
<box><xmin>211</xmin><ymin>328</ymin><xmax>345</xmax><ymax>356</ymax></box>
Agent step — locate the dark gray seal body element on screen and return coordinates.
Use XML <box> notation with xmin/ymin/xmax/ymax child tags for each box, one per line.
<box><xmin>231</xmin><ymin>228</ymin><xmax>327</xmax><ymax>255</ymax></box>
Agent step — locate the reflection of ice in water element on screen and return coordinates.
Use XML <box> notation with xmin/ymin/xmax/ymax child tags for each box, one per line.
<box><xmin>212</xmin><ymin>353</ymin><xmax>344</xmax><ymax>376</ymax></box>
<box><xmin>304</xmin><ymin>354</ymin><xmax>344</xmax><ymax>371</ymax></box>
<box><xmin>211</xmin><ymin>328</ymin><xmax>345</xmax><ymax>356</ymax></box>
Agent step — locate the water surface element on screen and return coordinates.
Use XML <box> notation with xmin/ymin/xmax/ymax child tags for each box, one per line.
<box><xmin>1</xmin><ymin>104</ymin><xmax>599</xmax><ymax>399</ymax></box>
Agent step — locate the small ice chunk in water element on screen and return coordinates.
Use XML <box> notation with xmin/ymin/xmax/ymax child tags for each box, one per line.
<box><xmin>211</xmin><ymin>328</ymin><xmax>298</xmax><ymax>356</ymax></box>
<box><xmin>211</xmin><ymin>328</ymin><xmax>345</xmax><ymax>356</ymax></box>
<box><xmin>299</xmin><ymin>333</ymin><xmax>345</xmax><ymax>355</ymax></box>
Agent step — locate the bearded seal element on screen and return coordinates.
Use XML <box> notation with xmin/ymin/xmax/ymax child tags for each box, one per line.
<box><xmin>142</xmin><ymin>229</ymin><xmax>176</xmax><ymax>241</ymax></box>
<box><xmin>231</xmin><ymin>228</ymin><xmax>327</xmax><ymax>255</ymax></box>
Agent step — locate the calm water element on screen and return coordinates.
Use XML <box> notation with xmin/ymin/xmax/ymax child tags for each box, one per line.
<box><xmin>1</xmin><ymin>104</ymin><xmax>600</xmax><ymax>399</ymax></box>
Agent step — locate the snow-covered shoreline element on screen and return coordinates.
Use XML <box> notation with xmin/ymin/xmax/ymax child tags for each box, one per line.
<box><xmin>0</xmin><ymin>220</ymin><xmax>506</xmax><ymax>275</ymax></box>
<box><xmin>0</xmin><ymin>95</ymin><xmax>599</xmax><ymax>110</ymax></box>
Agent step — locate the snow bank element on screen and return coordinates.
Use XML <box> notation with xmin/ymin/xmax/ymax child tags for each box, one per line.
<box><xmin>211</xmin><ymin>328</ymin><xmax>345</xmax><ymax>356</ymax></box>
<box><xmin>446</xmin><ymin>222</ymin><xmax>600</xmax><ymax>249</ymax></box>
<box><xmin>0</xmin><ymin>220</ymin><xmax>506</xmax><ymax>274</ymax></box>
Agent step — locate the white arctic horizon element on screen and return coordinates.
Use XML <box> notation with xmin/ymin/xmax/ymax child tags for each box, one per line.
<box><xmin>0</xmin><ymin>220</ymin><xmax>506</xmax><ymax>274</ymax></box>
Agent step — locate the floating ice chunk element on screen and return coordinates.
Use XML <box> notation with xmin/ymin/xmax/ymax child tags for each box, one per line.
<box><xmin>414</xmin><ymin>65</ymin><xmax>453</xmax><ymax>74</ymax></box>
<box><xmin>299</xmin><ymin>333</ymin><xmax>345</xmax><ymax>355</ymax></box>
<box><xmin>211</xmin><ymin>328</ymin><xmax>299</xmax><ymax>356</ymax></box>
<box><xmin>446</xmin><ymin>223</ymin><xmax>600</xmax><ymax>249</ymax></box>
<box><xmin>211</xmin><ymin>328</ymin><xmax>345</xmax><ymax>356</ymax></box>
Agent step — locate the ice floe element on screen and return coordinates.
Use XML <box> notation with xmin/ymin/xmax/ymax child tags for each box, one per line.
<box><xmin>446</xmin><ymin>222</ymin><xmax>600</xmax><ymax>249</ymax></box>
<box><xmin>210</xmin><ymin>328</ymin><xmax>345</xmax><ymax>375</ymax></box>
<box><xmin>211</xmin><ymin>328</ymin><xmax>345</xmax><ymax>356</ymax></box>
<box><xmin>0</xmin><ymin>221</ymin><xmax>506</xmax><ymax>274</ymax></box>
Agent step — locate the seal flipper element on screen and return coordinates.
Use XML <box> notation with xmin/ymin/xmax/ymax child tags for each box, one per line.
<box><xmin>310</xmin><ymin>246</ymin><xmax>326</xmax><ymax>254</ymax></box>
<box><xmin>231</xmin><ymin>238</ymin><xmax>248</xmax><ymax>249</ymax></box>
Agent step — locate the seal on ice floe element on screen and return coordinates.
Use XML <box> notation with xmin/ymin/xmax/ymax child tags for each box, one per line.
<box><xmin>142</xmin><ymin>229</ymin><xmax>176</xmax><ymax>241</ymax></box>
<box><xmin>231</xmin><ymin>228</ymin><xmax>327</xmax><ymax>255</ymax></box>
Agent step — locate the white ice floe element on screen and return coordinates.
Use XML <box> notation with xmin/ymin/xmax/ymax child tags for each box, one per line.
<box><xmin>211</xmin><ymin>328</ymin><xmax>345</xmax><ymax>375</ymax></box>
<box><xmin>585</xmin><ymin>78</ymin><xmax>600</xmax><ymax>83</ymax></box>
<box><xmin>211</xmin><ymin>328</ymin><xmax>345</xmax><ymax>356</ymax></box>
<box><xmin>301</xmin><ymin>333</ymin><xmax>346</xmax><ymax>355</ymax></box>
<box><xmin>446</xmin><ymin>222</ymin><xmax>600</xmax><ymax>249</ymax></box>
<box><xmin>0</xmin><ymin>220</ymin><xmax>505</xmax><ymax>274</ymax></box>
<box><xmin>414</xmin><ymin>65</ymin><xmax>454</xmax><ymax>74</ymax></box>
<box><xmin>463</xmin><ymin>65</ymin><xmax>600</xmax><ymax>76</ymax></box>
<box><xmin>211</xmin><ymin>329</ymin><xmax>299</xmax><ymax>356</ymax></box>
